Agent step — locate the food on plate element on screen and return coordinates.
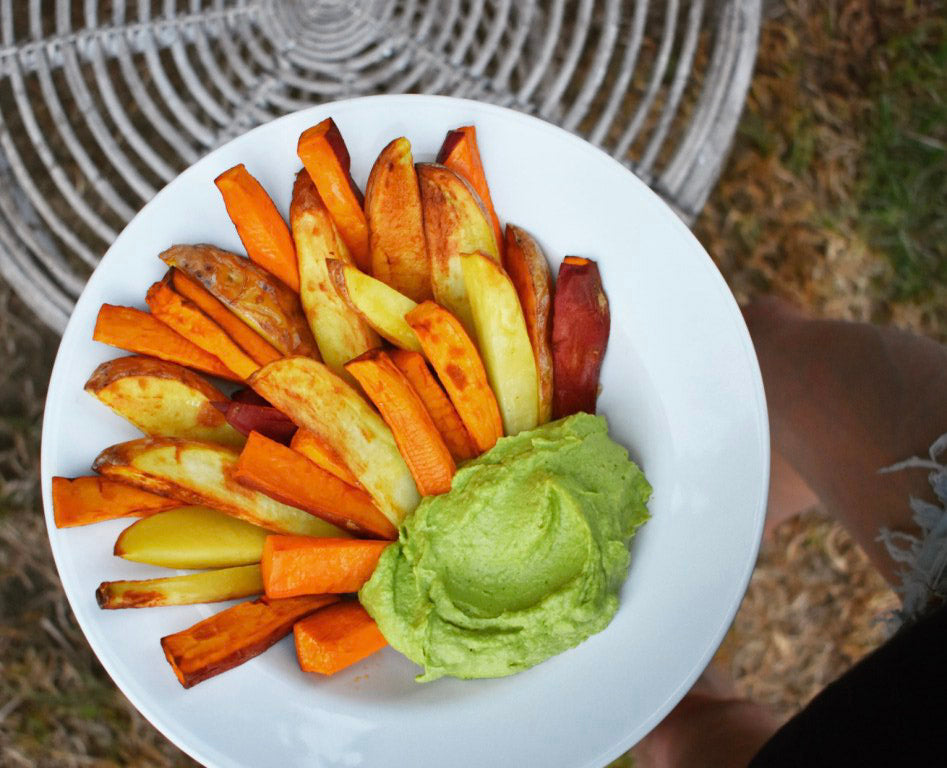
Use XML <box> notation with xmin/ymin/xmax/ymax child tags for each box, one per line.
<box><xmin>294</xmin><ymin>600</ymin><xmax>387</xmax><ymax>676</ymax></box>
<box><xmin>416</xmin><ymin>163</ymin><xmax>500</xmax><ymax>334</ymax></box>
<box><xmin>504</xmin><ymin>224</ymin><xmax>554</xmax><ymax>424</ymax></box>
<box><xmin>221</xmin><ymin>401</ymin><xmax>297</xmax><ymax>445</ymax></box>
<box><xmin>161</xmin><ymin>594</ymin><xmax>338</xmax><ymax>688</ymax></box>
<box><xmin>113</xmin><ymin>506</ymin><xmax>270</xmax><ymax>569</ymax></box>
<box><xmin>215</xmin><ymin>163</ymin><xmax>300</xmax><ymax>292</ymax></box>
<box><xmin>346</xmin><ymin>349</ymin><xmax>456</xmax><ymax>497</ymax></box>
<box><xmin>93</xmin><ymin>438</ymin><xmax>346</xmax><ymax>537</ymax></box>
<box><xmin>290</xmin><ymin>170</ymin><xmax>380</xmax><ymax>379</ymax></box>
<box><xmin>436</xmin><ymin>125</ymin><xmax>503</xmax><ymax>257</ymax></box>
<box><xmin>93</xmin><ymin>304</ymin><xmax>239</xmax><ymax>382</ymax></box>
<box><xmin>405</xmin><ymin>301</ymin><xmax>503</xmax><ymax>454</ymax></box>
<box><xmin>249</xmin><ymin>357</ymin><xmax>420</xmax><ymax>526</ymax></box>
<box><xmin>360</xmin><ymin>413</ymin><xmax>651</xmax><ymax>681</ymax></box>
<box><xmin>364</xmin><ymin>137</ymin><xmax>431</xmax><ymax>302</ymax></box>
<box><xmin>462</xmin><ymin>251</ymin><xmax>539</xmax><ymax>436</ymax></box>
<box><xmin>326</xmin><ymin>259</ymin><xmax>422</xmax><ymax>353</ymax></box>
<box><xmin>297</xmin><ymin>118</ymin><xmax>370</xmax><ymax>271</ymax></box>
<box><xmin>96</xmin><ymin>564</ymin><xmax>263</xmax><ymax>609</ymax></box>
<box><xmin>52</xmin><ymin>476</ymin><xmax>177</xmax><ymax>528</ymax></box>
<box><xmin>261</xmin><ymin>536</ymin><xmax>390</xmax><ymax>598</ymax></box>
<box><xmin>235</xmin><ymin>431</ymin><xmax>397</xmax><ymax>539</ymax></box>
<box><xmin>160</xmin><ymin>244</ymin><xmax>318</xmax><ymax>358</ymax></box>
<box><xmin>290</xmin><ymin>428</ymin><xmax>362</xmax><ymax>487</ymax></box>
<box><xmin>551</xmin><ymin>257</ymin><xmax>610</xmax><ymax>418</ymax></box>
<box><xmin>84</xmin><ymin>355</ymin><xmax>244</xmax><ymax>447</ymax></box>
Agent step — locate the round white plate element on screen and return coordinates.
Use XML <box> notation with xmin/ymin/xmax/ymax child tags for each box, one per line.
<box><xmin>41</xmin><ymin>95</ymin><xmax>768</xmax><ymax>768</ymax></box>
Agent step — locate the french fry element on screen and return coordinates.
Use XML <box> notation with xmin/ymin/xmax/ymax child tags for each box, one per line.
<box><xmin>405</xmin><ymin>302</ymin><xmax>503</xmax><ymax>454</ymax></box>
<box><xmin>235</xmin><ymin>432</ymin><xmax>397</xmax><ymax>540</ymax></box>
<box><xmin>249</xmin><ymin>357</ymin><xmax>420</xmax><ymax>526</ymax></box>
<box><xmin>551</xmin><ymin>257</ymin><xmax>610</xmax><ymax>418</ymax></box>
<box><xmin>161</xmin><ymin>594</ymin><xmax>338</xmax><ymax>688</ymax></box>
<box><xmin>290</xmin><ymin>170</ymin><xmax>380</xmax><ymax>380</ymax></box>
<box><xmin>84</xmin><ymin>355</ymin><xmax>244</xmax><ymax>447</ymax></box>
<box><xmin>290</xmin><ymin>429</ymin><xmax>362</xmax><ymax>487</ymax></box>
<box><xmin>52</xmin><ymin>476</ymin><xmax>177</xmax><ymax>528</ymax></box>
<box><xmin>93</xmin><ymin>438</ymin><xmax>347</xmax><ymax>538</ymax></box>
<box><xmin>93</xmin><ymin>304</ymin><xmax>238</xmax><ymax>382</ymax></box>
<box><xmin>96</xmin><ymin>564</ymin><xmax>263</xmax><ymax>609</ymax></box>
<box><xmin>261</xmin><ymin>536</ymin><xmax>389</xmax><ymax>598</ymax></box>
<box><xmin>326</xmin><ymin>260</ymin><xmax>421</xmax><ymax>353</ymax></box>
<box><xmin>364</xmin><ymin>137</ymin><xmax>432</xmax><ymax>302</ymax></box>
<box><xmin>504</xmin><ymin>224</ymin><xmax>554</xmax><ymax>424</ymax></box>
<box><xmin>294</xmin><ymin>600</ymin><xmax>387</xmax><ymax>676</ymax></box>
<box><xmin>346</xmin><ymin>349</ymin><xmax>455</xmax><ymax>497</ymax></box>
<box><xmin>215</xmin><ymin>163</ymin><xmax>299</xmax><ymax>292</ymax></box>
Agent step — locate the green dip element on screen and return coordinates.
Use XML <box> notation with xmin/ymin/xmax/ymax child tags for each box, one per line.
<box><xmin>359</xmin><ymin>413</ymin><xmax>651</xmax><ymax>681</ymax></box>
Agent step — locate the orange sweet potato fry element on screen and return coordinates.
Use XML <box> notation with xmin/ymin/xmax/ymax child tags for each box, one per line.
<box><xmin>437</xmin><ymin>125</ymin><xmax>503</xmax><ymax>257</ymax></box>
<box><xmin>93</xmin><ymin>304</ymin><xmax>239</xmax><ymax>382</ymax></box>
<box><xmin>290</xmin><ymin>428</ymin><xmax>361</xmax><ymax>488</ymax></box>
<box><xmin>297</xmin><ymin>118</ymin><xmax>370</xmax><ymax>272</ymax></box>
<box><xmin>294</xmin><ymin>600</ymin><xmax>387</xmax><ymax>676</ymax></box>
<box><xmin>405</xmin><ymin>302</ymin><xmax>502</xmax><ymax>455</ymax></box>
<box><xmin>172</xmin><ymin>270</ymin><xmax>282</xmax><ymax>367</ymax></box>
<box><xmin>161</xmin><ymin>594</ymin><xmax>337</xmax><ymax>688</ymax></box>
<box><xmin>146</xmin><ymin>275</ymin><xmax>259</xmax><ymax>381</ymax></box>
<box><xmin>52</xmin><ymin>476</ymin><xmax>177</xmax><ymax>528</ymax></box>
<box><xmin>215</xmin><ymin>164</ymin><xmax>299</xmax><ymax>292</ymax></box>
<box><xmin>262</xmin><ymin>536</ymin><xmax>389</xmax><ymax>598</ymax></box>
<box><xmin>234</xmin><ymin>431</ymin><xmax>397</xmax><ymax>540</ymax></box>
<box><xmin>388</xmin><ymin>349</ymin><xmax>478</xmax><ymax>462</ymax></box>
<box><xmin>346</xmin><ymin>349</ymin><xmax>455</xmax><ymax>496</ymax></box>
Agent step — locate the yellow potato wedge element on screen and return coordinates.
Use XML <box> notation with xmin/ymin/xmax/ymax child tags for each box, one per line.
<box><xmin>113</xmin><ymin>506</ymin><xmax>269</xmax><ymax>568</ymax></box>
<box><xmin>290</xmin><ymin>170</ymin><xmax>380</xmax><ymax>379</ymax></box>
<box><xmin>249</xmin><ymin>357</ymin><xmax>419</xmax><ymax>526</ymax></box>
<box><xmin>96</xmin><ymin>564</ymin><xmax>263</xmax><ymax>609</ymax></box>
<box><xmin>416</xmin><ymin>163</ymin><xmax>500</xmax><ymax>334</ymax></box>
<box><xmin>160</xmin><ymin>244</ymin><xmax>318</xmax><ymax>359</ymax></box>
<box><xmin>93</xmin><ymin>438</ymin><xmax>347</xmax><ymax>538</ymax></box>
<box><xmin>84</xmin><ymin>356</ymin><xmax>244</xmax><ymax>447</ymax></box>
<box><xmin>326</xmin><ymin>260</ymin><xmax>421</xmax><ymax>353</ymax></box>
<box><xmin>462</xmin><ymin>252</ymin><xmax>539</xmax><ymax>436</ymax></box>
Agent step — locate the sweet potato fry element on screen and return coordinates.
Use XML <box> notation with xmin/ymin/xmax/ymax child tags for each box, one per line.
<box><xmin>223</xmin><ymin>402</ymin><xmax>297</xmax><ymax>445</ymax></box>
<box><xmin>504</xmin><ymin>224</ymin><xmax>554</xmax><ymax>424</ymax></box>
<box><xmin>364</xmin><ymin>137</ymin><xmax>431</xmax><ymax>301</ymax></box>
<box><xmin>235</xmin><ymin>432</ymin><xmax>396</xmax><ymax>539</ymax></box>
<box><xmin>551</xmin><ymin>257</ymin><xmax>610</xmax><ymax>418</ymax></box>
<box><xmin>405</xmin><ymin>302</ymin><xmax>502</xmax><ymax>454</ymax></box>
<box><xmin>97</xmin><ymin>564</ymin><xmax>263</xmax><ymax>609</ymax></box>
<box><xmin>146</xmin><ymin>275</ymin><xmax>259</xmax><ymax>381</ymax></box>
<box><xmin>172</xmin><ymin>270</ymin><xmax>282</xmax><ymax>367</ymax></box>
<box><xmin>52</xmin><ymin>476</ymin><xmax>177</xmax><ymax>528</ymax></box>
<box><xmin>290</xmin><ymin>429</ymin><xmax>361</xmax><ymax>487</ymax></box>
<box><xmin>388</xmin><ymin>349</ymin><xmax>478</xmax><ymax>462</ymax></box>
<box><xmin>93</xmin><ymin>304</ymin><xmax>238</xmax><ymax>382</ymax></box>
<box><xmin>294</xmin><ymin>600</ymin><xmax>387</xmax><ymax>676</ymax></box>
<box><xmin>93</xmin><ymin>438</ymin><xmax>346</xmax><ymax>538</ymax></box>
<box><xmin>215</xmin><ymin>164</ymin><xmax>299</xmax><ymax>291</ymax></box>
<box><xmin>161</xmin><ymin>594</ymin><xmax>338</xmax><ymax>688</ymax></box>
<box><xmin>297</xmin><ymin>118</ymin><xmax>370</xmax><ymax>272</ymax></box>
<box><xmin>261</xmin><ymin>536</ymin><xmax>389</xmax><ymax>598</ymax></box>
<box><xmin>346</xmin><ymin>349</ymin><xmax>455</xmax><ymax>497</ymax></box>
<box><xmin>437</xmin><ymin>126</ymin><xmax>503</xmax><ymax>258</ymax></box>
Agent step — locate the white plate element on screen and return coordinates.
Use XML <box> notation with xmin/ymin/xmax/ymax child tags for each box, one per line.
<box><xmin>41</xmin><ymin>95</ymin><xmax>768</xmax><ymax>768</ymax></box>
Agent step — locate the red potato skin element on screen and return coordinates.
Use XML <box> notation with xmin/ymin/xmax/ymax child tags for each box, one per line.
<box><xmin>551</xmin><ymin>257</ymin><xmax>610</xmax><ymax>418</ymax></box>
<box><xmin>223</xmin><ymin>402</ymin><xmax>297</xmax><ymax>444</ymax></box>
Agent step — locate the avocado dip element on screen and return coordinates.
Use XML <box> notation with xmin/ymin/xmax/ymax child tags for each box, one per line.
<box><xmin>359</xmin><ymin>412</ymin><xmax>651</xmax><ymax>681</ymax></box>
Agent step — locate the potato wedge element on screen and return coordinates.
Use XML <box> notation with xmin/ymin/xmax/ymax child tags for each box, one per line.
<box><xmin>290</xmin><ymin>429</ymin><xmax>361</xmax><ymax>487</ymax></box>
<box><xmin>249</xmin><ymin>357</ymin><xmax>420</xmax><ymax>526</ymax></box>
<box><xmin>504</xmin><ymin>225</ymin><xmax>554</xmax><ymax>424</ymax></box>
<box><xmin>52</xmin><ymin>476</ymin><xmax>177</xmax><ymax>528</ymax></box>
<box><xmin>160</xmin><ymin>244</ymin><xmax>318</xmax><ymax>358</ymax></box>
<box><xmin>93</xmin><ymin>438</ymin><xmax>347</xmax><ymax>538</ymax></box>
<box><xmin>364</xmin><ymin>137</ymin><xmax>431</xmax><ymax>302</ymax></box>
<box><xmin>326</xmin><ymin>260</ymin><xmax>421</xmax><ymax>353</ymax></box>
<box><xmin>96</xmin><ymin>564</ymin><xmax>263</xmax><ymax>609</ymax></box>
<box><xmin>416</xmin><ymin>163</ymin><xmax>500</xmax><ymax>334</ymax></box>
<box><xmin>114</xmin><ymin>506</ymin><xmax>269</xmax><ymax>568</ymax></box>
<box><xmin>85</xmin><ymin>355</ymin><xmax>244</xmax><ymax>447</ymax></box>
<box><xmin>290</xmin><ymin>170</ymin><xmax>380</xmax><ymax>379</ymax></box>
